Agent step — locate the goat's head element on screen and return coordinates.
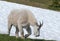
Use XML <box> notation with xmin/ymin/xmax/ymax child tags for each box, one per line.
<box><xmin>34</xmin><ymin>21</ymin><xmax>43</xmax><ymax>37</ymax></box>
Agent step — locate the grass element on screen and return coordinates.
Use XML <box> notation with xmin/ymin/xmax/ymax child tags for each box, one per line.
<box><xmin>0</xmin><ymin>34</ymin><xmax>56</xmax><ymax>41</ymax></box>
<box><xmin>5</xmin><ymin>0</ymin><xmax>60</xmax><ymax>11</ymax></box>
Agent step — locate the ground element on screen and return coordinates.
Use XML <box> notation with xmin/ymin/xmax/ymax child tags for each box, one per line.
<box><xmin>5</xmin><ymin>0</ymin><xmax>60</xmax><ymax>11</ymax></box>
<box><xmin>0</xmin><ymin>34</ymin><xmax>55</xmax><ymax>41</ymax></box>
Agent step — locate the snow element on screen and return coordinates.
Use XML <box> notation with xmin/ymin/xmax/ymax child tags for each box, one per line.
<box><xmin>0</xmin><ymin>1</ymin><xmax>60</xmax><ymax>40</ymax></box>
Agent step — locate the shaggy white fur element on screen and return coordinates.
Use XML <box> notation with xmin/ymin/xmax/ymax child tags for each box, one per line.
<box><xmin>8</xmin><ymin>9</ymin><xmax>43</xmax><ymax>39</ymax></box>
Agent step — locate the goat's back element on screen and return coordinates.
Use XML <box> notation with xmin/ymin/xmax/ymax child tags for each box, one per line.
<box><xmin>8</xmin><ymin>9</ymin><xmax>36</xmax><ymax>26</ymax></box>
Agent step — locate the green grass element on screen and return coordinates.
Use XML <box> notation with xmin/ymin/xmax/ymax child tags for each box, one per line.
<box><xmin>0</xmin><ymin>34</ymin><xmax>56</xmax><ymax>41</ymax></box>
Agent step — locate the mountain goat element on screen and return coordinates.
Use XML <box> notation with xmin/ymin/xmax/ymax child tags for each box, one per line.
<box><xmin>8</xmin><ymin>9</ymin><xmax>43</xmax><ymax>39</ymax></box>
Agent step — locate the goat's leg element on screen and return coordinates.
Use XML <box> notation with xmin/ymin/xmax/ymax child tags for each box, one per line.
<box><xmin>15</xmin><ymin>26</ymin><xmax>19</xmax><ymax>38</ymax></box>
<box><xmin>18</xmin><ymin>24</ymin><xmax>24</xmax><ymax>39</ymax></box>
<box><xmin>8</xmin><ymin>23</ymin><xmax>12</xmax><ymax>35</ymax></box>
<box><xmin>25</xmin><ymin>24</ymin><xmax>31</xmax><ymax>38</ymax></box>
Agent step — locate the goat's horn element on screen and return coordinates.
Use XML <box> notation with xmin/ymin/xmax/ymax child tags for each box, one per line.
<box><xmin>39</xmin><ymin>21</ymin><xmax>43</xmax><ymax>29</ymax></box>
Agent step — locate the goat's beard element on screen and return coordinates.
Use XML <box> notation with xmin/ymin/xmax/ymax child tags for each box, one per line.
<box><xmin>35</xmin><ymin>30</ymin><xmax>40</xmax><ymax>37</ymax></box>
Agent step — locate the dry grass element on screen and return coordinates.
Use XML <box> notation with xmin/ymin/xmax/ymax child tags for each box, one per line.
<box><xmin>5</xmin><ymin>0</ymin><xmax>60</xmax><ymax>11</ymax></box>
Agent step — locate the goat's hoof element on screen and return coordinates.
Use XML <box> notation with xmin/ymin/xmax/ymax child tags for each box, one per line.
<box><xmin>16</xmin><ymin>36</ymin><xmax>19</xmax><ymax>38</ymax></box>
<box><xmin>35</xmin><ymin>35</ymin><xmax>40</xmax><ymax>37</ymax></box>
<box><xmin>21</xmin><ymin>37</ymin><xmax>25</xmax><ymax>39</ymax></box>
<box><xmin>20</xmin><ymin>36</ymin><xmax>25</xmax><ymax>39</ymax></box>
<box><xmin>25</xmin><ymin>34</ymin><xmax>29</xmax><ymax>38</ymax></box>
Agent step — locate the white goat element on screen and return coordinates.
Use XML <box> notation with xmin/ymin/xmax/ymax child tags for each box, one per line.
<box><xmin>8</xmin><ymin>9</ymin><xmax>43</xmax><ymax>39</ymax></box>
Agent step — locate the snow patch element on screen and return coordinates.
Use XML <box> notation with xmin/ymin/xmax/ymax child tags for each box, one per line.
<box><xmin>0</xmin><ymin>1</ymin><xmax>60</xmax><ymax>40</ymax></box>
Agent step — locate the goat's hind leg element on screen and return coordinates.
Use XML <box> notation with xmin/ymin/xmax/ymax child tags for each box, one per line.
<box><xmin>8</xmin><ymin>23</ymin><xmax>12</xmax><ymax>35</ymax></box>
<box><xmin>15</xmin><ymin>26</ymin><xmax>19</xmax><ymax>38</ymax></box>
<box><xmin>18</xmin><ymin>25</ymin><xmax>24</xmax><ymax>39</ymax></box>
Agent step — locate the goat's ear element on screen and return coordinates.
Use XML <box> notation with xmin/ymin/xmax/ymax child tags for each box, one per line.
<box><xmin>39</xmin><ymin>21</ymin><xmax>43</xmax><ymax>29</ymax></box>
<box><xmin>36</xmin><ymin>22</ymin><xmax>39</xmax><ymax>26</ymax></box>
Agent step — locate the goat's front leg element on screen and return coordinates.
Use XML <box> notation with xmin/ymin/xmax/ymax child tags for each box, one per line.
<box><xmin>25</xmin><ymin>24</ymin><xmax>31</xmax><ymax>38</ymax></box>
